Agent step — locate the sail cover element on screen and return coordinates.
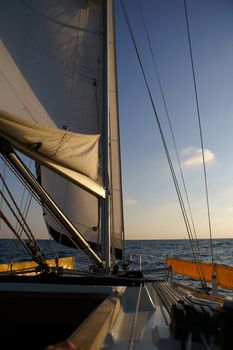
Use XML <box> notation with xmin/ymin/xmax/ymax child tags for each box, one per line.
<box><xmin>0</xmin><ymin>0</ymin><xmax>124</xmax><ymax>258</ymax></box>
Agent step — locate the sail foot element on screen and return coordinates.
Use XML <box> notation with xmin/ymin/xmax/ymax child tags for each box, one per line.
<box><xmin>0</xmin><ymin>110</ymin><xmax>106</xmax><ymax>198</ymax></box>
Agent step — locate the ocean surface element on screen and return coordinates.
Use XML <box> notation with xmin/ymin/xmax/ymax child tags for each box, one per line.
<box><xmin>0</xmin><ymin>238</ymin><xmax>233</xmax><ymax>294</ymax></box>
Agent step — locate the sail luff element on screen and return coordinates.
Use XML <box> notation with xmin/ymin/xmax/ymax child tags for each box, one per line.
<box><xmin>108</xmin><ymin>0</ymin><xmax>125</xmax><ymax>259</ymax></box>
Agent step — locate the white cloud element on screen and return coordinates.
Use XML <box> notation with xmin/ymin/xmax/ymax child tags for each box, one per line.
<box><xmin>124</xmin><ymin>197</ymin><xmax>137</xmax><ymax>207</ymax></box>
<box><xmin>182</xmin><ymin>147</ymin><xmax>215</xmax><ymax>167</ymax></box>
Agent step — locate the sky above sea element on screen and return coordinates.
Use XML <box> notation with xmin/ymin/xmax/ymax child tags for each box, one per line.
<box><xmin>1</xmin><ymin>0</ymin><xmax>233</xmax><ymax>241</ymax></box>
<box><xmin>115</xmin><ymin>0</ymin><xmax>233</xmax><ymax>239</ymax></box>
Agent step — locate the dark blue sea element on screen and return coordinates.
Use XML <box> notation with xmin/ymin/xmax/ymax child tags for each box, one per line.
<box><xmin>0</xmin><ymin>238</ymin><xmax>233</xmax><ymax>294</ymax></box>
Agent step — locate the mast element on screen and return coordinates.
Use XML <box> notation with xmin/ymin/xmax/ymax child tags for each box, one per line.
<box><xmin>101</xmin><ymin>0</ymin><xmax>125</xmax><ymax>268</ymax></box>
<box><xmin>101</xmin><ymin>0</ymin><xmax>111</xmax><ymax>269</ymax></box>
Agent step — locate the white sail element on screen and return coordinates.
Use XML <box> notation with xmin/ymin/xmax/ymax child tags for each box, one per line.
<box><xmin>0</xmin><ymin>0</ymin><xmax>124</xmax><ymax>257</ymax></box>
<box><xmin>0</xmin><ymin>39</ymin><xmax>55</xmax><ymax>127</ymax></box>
<box><xmin>0</xmin><ymin>111</ymin><xmax>100</xmax><ymax>179</ymax></box>
<box><xmin>0</xmin><ymin>39</ymin><xmax>104</xmax><ymax>197</ymax></box>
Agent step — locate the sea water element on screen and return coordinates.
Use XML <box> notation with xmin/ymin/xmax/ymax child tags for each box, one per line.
<box><xmin>0</xmin><ymin>238</ymin><xmax>233</xmax><ymax>294</ymax></box>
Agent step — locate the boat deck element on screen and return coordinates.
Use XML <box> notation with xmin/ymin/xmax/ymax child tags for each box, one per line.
<box><xmin>69</xmin><ymin>280</ymin><xmax>224</xmax><ymax>349</ymax></box>
<box><xmin>0</xmin><ymin>276</ymin><xmax>230</xmax><ymax>349</ymax></box>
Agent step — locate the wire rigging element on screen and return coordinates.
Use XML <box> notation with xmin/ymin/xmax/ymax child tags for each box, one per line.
<box><xmin>137</xmin><ymin>0</ymin><xmax>206</xmax><ymax>285</ymax></box>
<box><xmin>0</xmin><ymin>177</ymin><xmax>46</xmax><ymax>265</ymax></box>
<box><xmin>120</xmin><ymin>0</ymin><xmax>205</xmax><ymax>282</ymax></box>
<box><xmin>183</xmin><ymin>0</ymin><xmax>214</xmax><ymax>266</ymax></box>
<box><xmin>0</xmin><ymin>153</ymin><xmax>99</xmax><ymax>268</ymax></box>
<box><xmin>120</xmin><ymin>0</ymin><xmax>208</xmax><ymax>286</ymax></box>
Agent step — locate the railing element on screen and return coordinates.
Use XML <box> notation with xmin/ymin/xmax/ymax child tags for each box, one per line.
<box><xmin>129</xmin><ymin>253</ymin><xmax>142</xmax><ymax>270</ymax></box>
<box><xmin>129</xmin><ymin>253</ymin><xmax>172</xmax><ymax>280</ymax></box>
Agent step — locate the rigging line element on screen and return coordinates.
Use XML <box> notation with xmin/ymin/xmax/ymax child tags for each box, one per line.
<box><xmin>1</xmin><ymin>155</ymin><xmax>100</xmax><ymax>266</ymax></box>
<box><xmin>0</xmin><ymin>191</ymin><xmax>40</xmax><ymax>258</ymax></box>
<box><xmin>122</xmin><ymin>4</ymin><xmax>207</xmax><ymax>288</ymax></box>
<box><xmin>120</xmin><ymin>0</ymin><xmax>204</xmax><ymax>279</ymax></box>
<box><xmin>11</xmin><ymin>192</ymin><xmax>33</xmax><ymax>264</ymax></box>
<box><xmin>0</xmin><ymin>160</ymin><xmax>6</xmax><ymax>232</ymax></box>
<box><xmin>183</xmin><ymin>0</ymin><xmax>214</xmax><ymax>266</ymax></box>
<box><xmin>1</xmin><ymin>156</ymin><xmax>78</xmax><ymax>243</ymax></box>
<box><xmin>0</xmin><ymin>191</ymin><xmax>44</xmax><ymax>260</ymax></box>
<box><xmin>166</xmin><ymin>144</ymin><xmax>206</xmax><ymax>286</ymax></box>
<box><xmin>0</xmin><ymin>209</ymin><xmax>43</xmax><ymax>264</ymax></box>
<box><xmin>137</xmin><ymin>0</ymin><xmax>205</xmax><ymax>281</ymax></box>
<box><xmin>1</xmin><ymin>155</ymin><xmax>92</xmax><ymax>243</ymax></box>
<box><xmin>0</xmin><ymin>174</ymin><xmax>36</xmax><ymax>242</ymax></box>
<box><xmin>14</xmin><ymin>159</ymin><xmax>33</xmax><ymax>236</ymax></box>
<box><xmin>1</xmin><ymin>156</ymin><xmax>72</xmax><ymax>238</ymax></box>
<box><xmin>1</xmin><ymin>155</ymin><xmax>42</xmax><ymax>211</ymax></box>
<box><xmin>137</xmin><ymin>0</ymin><xmax>199</xmax><ymax>247</ymax></box>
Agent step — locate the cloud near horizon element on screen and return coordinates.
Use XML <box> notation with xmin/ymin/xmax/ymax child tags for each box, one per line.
<box><xmin>182</xmin><ymin>147</ymin><xmax>215</xmax><ymax>167</ymax></box>
<box><xmin>124</xmin><ymin>197</ymin><xmax>137</xmax><ymax>207</ymax></box>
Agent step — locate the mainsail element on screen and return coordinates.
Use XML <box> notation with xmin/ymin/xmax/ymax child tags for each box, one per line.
<box><xmin>0</xmin><ymin>0</ymin><xmax>124</xmax><ymax>260</ymax></box>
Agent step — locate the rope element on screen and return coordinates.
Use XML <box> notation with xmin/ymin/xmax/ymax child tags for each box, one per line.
<box><xmin>183</xmin><ymin>0</ymin><xmax>214</xmax><ymax>266</ymax></box>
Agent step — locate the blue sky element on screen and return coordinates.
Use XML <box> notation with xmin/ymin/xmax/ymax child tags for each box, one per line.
<box><xmin>115</xmin><ymin>0</ymin><xmax>233</xmax><ymax>239</ymax></box>
<box><xmin>1</xmin><ymin>0</ymin><xmax>233</xmax><ymax>242</ymax></box>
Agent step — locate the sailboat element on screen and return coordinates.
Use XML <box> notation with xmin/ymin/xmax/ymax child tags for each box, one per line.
<box><xmin>1</xmin><ymin>1</ymin><xmax>233</xmax><ymax>349</ymax></box>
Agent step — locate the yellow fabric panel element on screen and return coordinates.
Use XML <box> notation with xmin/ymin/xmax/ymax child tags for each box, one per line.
<box><xmin>166</xmin><ymin>257</ymin><xmax>233</xmax><ymax>290</ymax></box>
<box><xmin>216</xmin><ymin>264</ymin><xmax>233</xmax><ymax>290</ymax></box>
<box><xmin>0</xmin><ymin>257</ymin><xmax>75</xmax><ymax>275</ymax></box>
